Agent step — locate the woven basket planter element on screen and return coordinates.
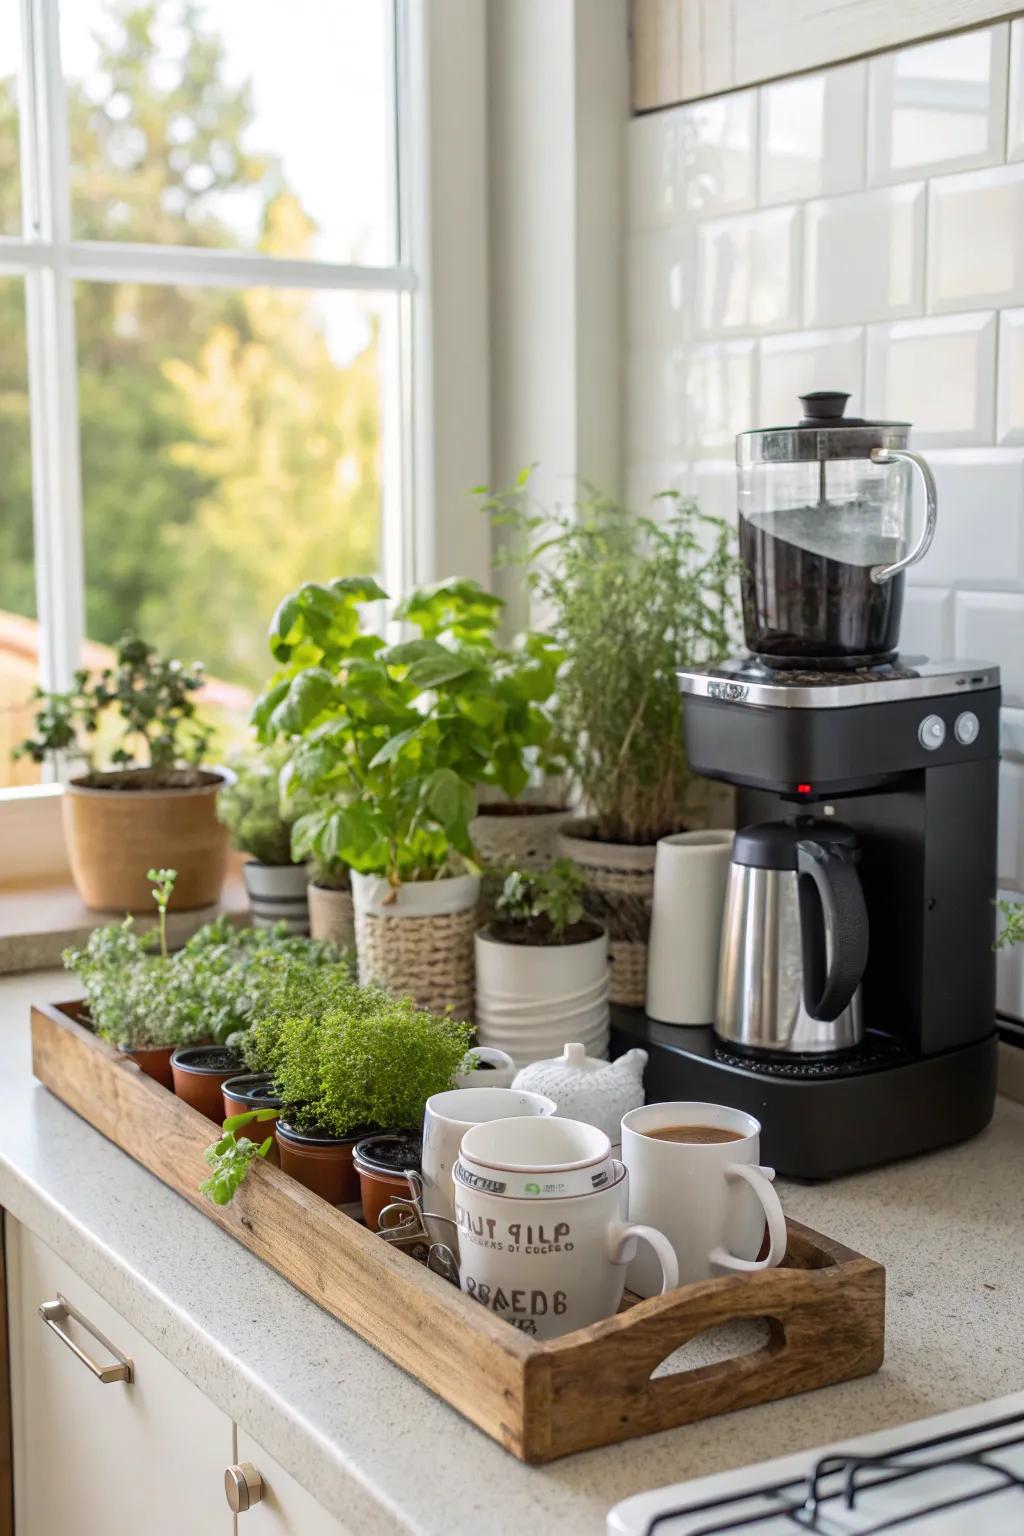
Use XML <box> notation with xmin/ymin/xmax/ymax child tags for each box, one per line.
<box><xmin>556</xmin><ymin>820</ymin><xmax>657</xmax><ymax>1007</ymax></box>
<box><xmin>307</xmin><ymin>880</ymin><xmax>356</xmax><ymax>949</ymax></box>
<box><xmin>470</xmin><ymin>804</ymin><xmax>570</xmax><ymax>872</ymax></box>
<box><xmin>350</xmin><ymin>872</ymin><xmax>480</xmax><ymax>1020</ymax></box>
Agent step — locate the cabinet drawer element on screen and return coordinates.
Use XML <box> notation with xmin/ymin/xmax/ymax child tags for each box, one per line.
<box><xmin>233</xmin><ymin>1429</ymin><xmax>356</xmax><ymax>1536</ymax></box>
<box><xmin>7</xmin><ymin>1216</ymin><xmax>233</xmax><ymax>1536</ymax></box>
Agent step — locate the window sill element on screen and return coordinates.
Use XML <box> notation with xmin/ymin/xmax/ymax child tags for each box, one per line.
<box><xmin>0</xmin><ymin>873</ymin><xmax>248</xmax><ymax>976</ymax></box>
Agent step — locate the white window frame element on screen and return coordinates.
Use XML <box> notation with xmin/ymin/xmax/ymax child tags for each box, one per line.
<box><xmin>0</xmin><ymin>0</ymin><xmax>492</xmax><ymax>880</ymax></box>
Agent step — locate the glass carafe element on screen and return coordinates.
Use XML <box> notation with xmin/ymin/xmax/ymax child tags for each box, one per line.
<box><xmin>736</xmin><ymin>391</ymin><xmax>937</xmax><ymax>668</ymax></box>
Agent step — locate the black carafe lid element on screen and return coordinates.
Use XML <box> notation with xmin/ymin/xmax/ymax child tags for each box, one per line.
<box><xmin>737</xmin><ymin>392</ymin><xmax>911</xmax><ymax>464</ymax></box>
<box><xmin>731</xmin><ymin>818</ymin><xmax>859</xmax><ymax>871</ymax></box>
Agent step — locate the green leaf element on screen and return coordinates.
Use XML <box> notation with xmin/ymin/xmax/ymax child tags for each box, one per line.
<box><xmin>368</xmin><ymin>723</ymin><xmax>422</xmax><ymax>769</ymax></box>
<box><xmin>269</xmin><ymin>669</ymin><xmax>339</xmax><ymax>735</ymax></box>
<box><xmin>424</xmin><ymin>768</ymin><xmax>475</xmax><ymax>831</ymax></box>
<box><xmin>405</xmin><ymin>652</ymin><xmax>478</xmax><ymax>691</ymax></box>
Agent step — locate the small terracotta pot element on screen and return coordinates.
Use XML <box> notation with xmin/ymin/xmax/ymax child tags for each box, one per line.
<box><xmin>170</xmin><ymin>1045</ymin><xmax>244</xmax><ymax>1122</ymax></box>
<box><xmin>63</xmin><ymin>768</ymin><xmax>232</xmax><ymax>912</ymax></box>
<box><xmin>353</xmin><ymin>1132</ymin><xmax>422</xmax><ymax>1232</ymax></box>
<box><xmin>276</xmin><ymin>1122</ymin><xmax>366</xmax><ymax>1209</ymax></box>
<box><xmin>118</xmin><ymin>1043</ymin><xmax>175</xmax><ymax>1091</ymax></box>
<box><xmin>221</xmin><ymin>1073</ymin><xmax>283</xmax><ymax>1166</ymax></box>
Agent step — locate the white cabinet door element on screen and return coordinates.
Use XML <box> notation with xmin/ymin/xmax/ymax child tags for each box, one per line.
<box><xmin>233</xmin><ymin>1429</ymin><xmax>356</xmax><ymax>1536</ymax></box>
<box><xmin>7</xmin><ymin>1216</ymin><xmax>233</xmax><ymax>1536</ymax></box>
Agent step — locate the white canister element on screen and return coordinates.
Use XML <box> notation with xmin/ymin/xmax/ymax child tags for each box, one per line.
<box><xmin>645</xmin><ymin>830</ymin><xmax>734</xmax><ymax>1025</ymax></box>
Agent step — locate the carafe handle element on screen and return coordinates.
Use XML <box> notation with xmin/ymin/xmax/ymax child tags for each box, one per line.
<box><xmin>869</xmin><ymin>447</ymin><xmax>937</xmax><ymax>584</ymax></box>
<box><xmin>796</xmin><ymin>839</ymin><xmax>869</xmax><ymax>1021</ymax></box>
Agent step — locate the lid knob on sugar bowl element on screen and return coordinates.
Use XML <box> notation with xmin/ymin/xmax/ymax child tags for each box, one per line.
<box><xmin>511</xmin><ymin>1043</ymin><xmax>647</xmax><ymax>1149</ymax></box>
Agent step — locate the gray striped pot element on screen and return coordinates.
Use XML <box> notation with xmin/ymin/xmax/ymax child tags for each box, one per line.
<box><xmin>241</xmin><ymin>861</ymin><xmax>311</xmax><ymax>934</ymax></box>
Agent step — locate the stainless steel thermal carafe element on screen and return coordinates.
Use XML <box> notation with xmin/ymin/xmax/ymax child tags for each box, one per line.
<box><xmin>715</xmin><ymin>819</ymin><xmax>869</xmax><ymax>1055</ymax></box>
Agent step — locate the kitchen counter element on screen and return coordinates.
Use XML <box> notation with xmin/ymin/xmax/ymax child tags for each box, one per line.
<box><xmin>2</xmin><ymin>970</ymin><xmax>1023</xmax><ymax>1535</ymax></box>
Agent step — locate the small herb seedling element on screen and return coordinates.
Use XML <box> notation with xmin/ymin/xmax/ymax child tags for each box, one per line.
<box><xmin>147</xmin><ymin>867</ymin><xmax>177</xmax><ymax>958</ymax></box>
<box><xmin>495</xmin><ymin>859</ymin><xmax>587</xmax><ymax>942</ymax></box>
<box><xmin>199</xmin><ymin>1109</ymin><xmax>279</xmax><ymax>1206</ymax></box>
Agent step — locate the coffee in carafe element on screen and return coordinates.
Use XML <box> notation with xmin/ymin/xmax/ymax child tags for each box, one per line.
<box><xmin>735</xmin><ymin>392</ymin><xmax>937</xmax><ymax>669</ymax></box>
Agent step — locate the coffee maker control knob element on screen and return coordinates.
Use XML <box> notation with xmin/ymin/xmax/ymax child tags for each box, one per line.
<box><xmin>955</xmin><ymin>711</ymin><xmax>980</xmax><ymax>746</ymax></box>
<box><xmin>919</xmin><ymin>714</ymin><xmax>946</xmax><ymax>751</ymax></box>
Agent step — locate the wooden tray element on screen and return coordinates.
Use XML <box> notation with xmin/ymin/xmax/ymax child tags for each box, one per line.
<box><xmin>31</xmin><ymin>1000</ymin><xmax>886</xmax><ymax>1462</ymax></box>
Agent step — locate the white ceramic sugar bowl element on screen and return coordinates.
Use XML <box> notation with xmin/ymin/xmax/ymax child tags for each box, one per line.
<box><xmin>511</xmin><ymin>1043</ymin><xmax>647</xmax><ymax>1151</ymax></box>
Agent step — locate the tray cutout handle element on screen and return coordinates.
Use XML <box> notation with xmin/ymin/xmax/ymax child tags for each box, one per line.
<box><xmin>649</xmin><ymin>1317</ymin><xmax>773</xmax><ymax>1380</ymax></box>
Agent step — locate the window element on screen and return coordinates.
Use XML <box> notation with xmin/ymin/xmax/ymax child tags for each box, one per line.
<box><xmin>0</xmin><ymin>0</ymin><xmax>417</xmax><ymax>789</ymax></box>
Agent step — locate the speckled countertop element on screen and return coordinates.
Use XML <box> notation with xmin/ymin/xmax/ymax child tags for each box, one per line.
<box><xmin>3</xmin><ymin>970</ymin><xmax>1023</xmax><ymax>1535</ymax></box>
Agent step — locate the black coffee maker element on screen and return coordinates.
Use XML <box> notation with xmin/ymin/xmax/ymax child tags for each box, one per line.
<box><xmin>611</xmin><ymin>393</ymin><xmax>1000</xmax><ymax>1179</ymax></box>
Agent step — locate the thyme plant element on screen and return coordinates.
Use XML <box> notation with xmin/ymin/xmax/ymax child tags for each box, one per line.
<box><xmin>483</xmin><ymin>481</ymin><xmax>742</xmax><ymax>845</ymax></box>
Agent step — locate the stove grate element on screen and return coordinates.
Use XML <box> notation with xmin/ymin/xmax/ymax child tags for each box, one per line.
<box><xmin>642</xmin><ymin>1409</ymin><xmax>1024</xmax><ymax>1534</ymax></box>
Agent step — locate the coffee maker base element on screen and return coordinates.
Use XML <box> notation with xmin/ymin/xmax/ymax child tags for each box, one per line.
<box><xmin>609</xmin><ymin>1008</ymin><xmax>998</xmax><ymax>1180</ymax></box>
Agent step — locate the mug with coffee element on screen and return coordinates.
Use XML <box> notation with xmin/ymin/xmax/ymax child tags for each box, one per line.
<box><xmin>621</xmin><ymin>1101</ymin><xmax>788</xmax><ymax>1297</ymax></box>
<box><xmin>453</xmin><ymin>1158</ymin><xmax>678</xmax><ymax>1339</ymax></box>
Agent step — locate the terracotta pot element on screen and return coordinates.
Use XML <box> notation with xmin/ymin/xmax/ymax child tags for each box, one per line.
<box><xmin>221</xmin><ymin>1073</ymin><xmax>283</xmax><ymax>1165</ymax></box>
<box><xmin>170</xmin><ymin>1045</ymin><xmax>244</xmax><ymax>1123</ymax></box>
<box><xmin>242</xmin><ymin>861</ymin><xmax>311</xmax><ymax>934</ymax></box>
<box><xmin>118</xmin><ymin>1042</ymin><xmax>174</xmax><ymax>1091</ymax></box>
<box><xmin>276</xmin><ymin>1122</ymin><xmax>366</xmax><ymax>1210</ymax></box>
<box><xmin>353</xmin><ymin>1132</ymin><xmax>422</xmax><ymax>1232</ymax></box>
<box><xmin>307</xmin><ymin>880</ymin><xmax>355</xmax><ymax>948</ymax></box>
<box><xmin>63</xmin><ymin>769</ymin><xmax>232</xmax><ymax>913</ymax></box>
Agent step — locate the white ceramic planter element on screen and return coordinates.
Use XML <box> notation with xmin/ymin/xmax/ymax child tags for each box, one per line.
<box><xmin>474</xmin><ymin>926</ymin><xmax>610</xmax><ymax>1068</ymax></box>
<box><xmin>351</xmin><ymin>871</ymin><xmax>481</xmax><ymax>1018</ymax></box>
<box><xmin>242</xmin><ymin>861</ymin><xmax>311</xmax><ymax>934</ymax></box>
<box><xmin>454</xmin><ymin>1047</ymin><xmax>518</xmax><ymax>1091</ymax></box>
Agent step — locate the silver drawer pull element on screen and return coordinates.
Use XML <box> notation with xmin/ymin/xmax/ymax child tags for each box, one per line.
<box><xmin>38</xmin><ymin>1294</ymin><xmax>133</xmax><ymax>1385</ymax></box>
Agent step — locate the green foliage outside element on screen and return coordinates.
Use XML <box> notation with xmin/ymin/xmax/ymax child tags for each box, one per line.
<box><xmin>241</xmin><ymin>969</ymin><xmax>473</xmax><ymax>1138</ymax></box>
<box><xmin>483</xmin><ymin>479</ymin><xmax>742</xmax><ymax>846</ymax></box>
<box><xmin>218</xmin><ymin>741</ymin><xmax>302</xmax><ymax>865</ymax></box>
<box><xmin>996</xmin><ymin>900</ymin><xmax>1024</xmax><ymax>950</ymax></box>
<box><xmin>0</xmin><ymin>2</ymin><xmax>380</xmax><ymax>692</ymax></box>
<box><xmin>254</xmin><ymin>576</ymin><xmax>563</xmax><ymax>885</ymax></box>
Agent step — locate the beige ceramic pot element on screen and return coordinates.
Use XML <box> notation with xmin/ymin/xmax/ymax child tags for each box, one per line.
<box><xmin>307</xmin><ymin>879</ymin><xmax>356</xmax><ymax>948</ymax></box>
<box><xmin>62</xmin><ymin>769</ymin><xmax>231</xmax><ymax>912</ymax></box>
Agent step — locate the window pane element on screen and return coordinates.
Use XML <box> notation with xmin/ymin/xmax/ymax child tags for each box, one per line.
<box><xmin>62</xmin><ymin>0</ymin><xmax>395</xmax><ymax>263</ymax></box>
<box><xmin>0</xmin><ymin>280</ymin><xmax>38</xmax><ymax>787</ymax></box>
<box><xmin>0</xmin><ymin>4</ymin><xmax>21</xmax><ymax>234</ymax></box>
<box><xmin>77</xmin><ymin>281</ymin><xmax>386</xmax><ymax>744</ymax></box>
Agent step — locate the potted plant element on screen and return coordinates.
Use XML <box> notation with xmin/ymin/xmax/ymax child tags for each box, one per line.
<box><xmin>14</xmin><ymin>634</ymin><xmax>230</xmax><ymax>912</ymax></box>
<box><xmin>393</xmin><ymin>580</ymin><xmax>569</xmax><ymax>874</ymax></box>
<box><xmin>481</xmin><ymin>484</ymin><xmax>741</xmax><ymax>1004</ymax></box>
<box><xmin>218</xmin><ymin>742</ymin><xmax>312</xmax><ymax>934</ymax></box>
<box><xmin>253</xmin><ymin>578</ymin><xmax>486</xmax><ymax>1016</ymax></box>
<box><xmin>475</xmin><ymin>860</ymin><xmax>609</xmax><ymax>1066</ymax></box>
<box><xmin>239</xmin><ymin>969</ymin><xmax>473</xmax><ymax>1211</ymax></box>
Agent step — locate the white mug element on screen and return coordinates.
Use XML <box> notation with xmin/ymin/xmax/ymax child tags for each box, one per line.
<box><xmin>421</xmin><ymin>1087</ymin><xmax>556</xmax><ymax>1242</ymax></box>
<box><xmin>646</xmin><ymin>831</ymin><xmax>734</xmax><ymax>1025</ymax></box>
<box><xmin>458</xmin><ymin>1114</ymin><xmax>615</xmax><ymax>1199</ymax></box>
<box><xmin>621</xmin><ymin>1101</ymin><xmax>788</xmax><ymax>1297</ymax></box>
<box><xmin>454</xmin><ymin>1165</ymin><xmax>678</xmax><ymax>1339</ymax></box>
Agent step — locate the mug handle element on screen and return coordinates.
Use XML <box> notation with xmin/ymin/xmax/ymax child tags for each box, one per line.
<box><xmin>708</xmin><ymin>1163</ymin><xmax>788</xmax><ymax>1274</ymax></box>
<box><xmin>607</xmin><ymin>1223</ymin><xmax>679</xmax><ymax>1295</ymax></box>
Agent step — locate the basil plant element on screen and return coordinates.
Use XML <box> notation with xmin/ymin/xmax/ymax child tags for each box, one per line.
<box><xmin>252</xmin><ymin>577</ymin><xmax>563</xmax><ymax>887</ymax></box>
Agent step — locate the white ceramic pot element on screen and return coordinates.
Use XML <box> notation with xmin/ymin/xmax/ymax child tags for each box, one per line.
<box><xmin>242</xmin><ymin>861</ymin><xmax>311</xmax><ymax>934</ymax></box>
<box><xmin>646</xmin><ymin>831</ymin><xmax>735</xmax><ymax>1025</ymax></box>
<box><xmin>454</xmin><ymin>1048</ymin><xmax>517</xmax><ymax>1091</ymax></box>
<box><xmin>474</xmin><ymin>926</ymin><xmax>610</xmax><ymax>1068</ymax></box>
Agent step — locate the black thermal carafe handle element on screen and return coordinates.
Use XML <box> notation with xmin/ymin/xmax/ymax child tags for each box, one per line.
<box><xmin>795</xmin><ymin>839</ymin><xmax>869</xmax><ymax>1022</ymax></box>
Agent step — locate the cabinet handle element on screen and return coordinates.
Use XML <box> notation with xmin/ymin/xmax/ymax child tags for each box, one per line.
<box><xmin>38</xmin><ymin>1294</ymin><xmax>133</xmax><ymax>1385</ymax></box>
<box><xmin>225</xmin><ymin>1462</ymin><xmax>264</xmax><ymax>1514</ymax></box>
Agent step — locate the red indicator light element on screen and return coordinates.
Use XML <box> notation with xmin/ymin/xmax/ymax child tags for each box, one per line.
<box><xmin>797</xmin><ymin>783</ymin><xmax>812</xmax><ymax>794</ymax></box>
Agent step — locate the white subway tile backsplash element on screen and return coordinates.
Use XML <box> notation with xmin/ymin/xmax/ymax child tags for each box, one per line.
<box><xmin>867</xmin><ymin>26</ymin><xmax>1009</xmax><ymax>187</ymax></box>
<box><xmin>804</xmin><ymin>184</ymin><xmax>925</xmax><ymax>328</ymax></box>
<box><xmin>905</xmin><ymin>449</ymin><xmax>1024</xmax><ymax>589</ymax></box>
<box><xmin>626</xmin><ymin>346</ymin><xmax>687</xmax><ymax>462</ymax></box>
<box><xmin>628</xmin><ymin>110</ymin><xmax>682</xmax><ymax>230</ymax></box>
<box><xmin>899</xmin><ymin>587</ymin><xmax>955</xmax><ymax>658</ymax></box>
<box><xmin>680</xmin><ymin>91</ymin><xmax>758</xmax><ymax>217</ymax></box>
<box><xmin>955</xmin><ymin>592</ymin><xmax>1024</xmax><ymax>705</ymax></box>
<box><xmin>997</xmin><ymin>309</ymin><xmax>1024</xmax><ymax>446</ymax></box>
<box><xmin>999</xmin><ymin>759</ymin><xmax>1024</xmax><ymax>887</ymax></box>
<box><xmin>628</xmin><ymin>229</ymin><xmax>691</xmax><ymax>345</ymax></box>
<box><xmin>1009</xmin><ymin>19</ymin><xmax>1024</xmax><ymax>163</ymax></box>
<box><xmin>1003</xmin><ymin>706</ymin><xmax>1024</xmax><ymax>761</ymax></box>
<box><xmin>684</xmin><ymin>340</ymin><xmax>756</xmax><ymax>457</ymax></box>
<box><xmin>865</xmin><ymin>312</ymin><xmax>996</xmax><ymax>448</ymax></box>
<box><xmin>927</xmin><ymin>165</ymin><xmax>1024</xmax><ymax>314</ymax></box>
<box><xmin>758</xmin><ymin>327</ymin><xmax>864</xmax><ymax>425</ymax></box>
<box><xmin>759</xmin><ymin>63</ymin><xmax>866</xmax><ymax>206</ymax></box>
<box><xmin>692</xmin><ymin>459</ymin><xmax>739</xmax><ymax>526</ymax></box>
<box><xmin>696</xmin><ymin>206</ymin><xmax>802</xmax><ymax>336</ymax></box>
